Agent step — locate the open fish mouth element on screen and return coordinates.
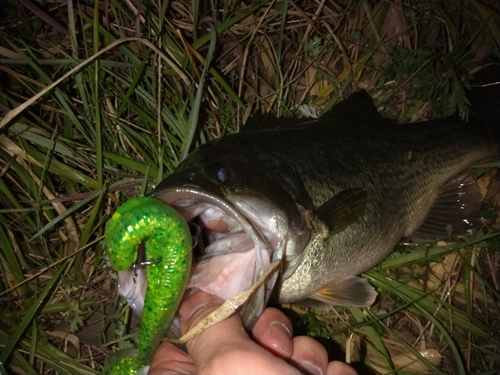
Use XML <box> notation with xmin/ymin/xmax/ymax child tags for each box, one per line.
<box><xmin>118</xmin><ymin>182</ymin><xmax>308</xmax><ymax>328</ymax></box>
<box><xmin>150</xmin><ymin>186</ymin><xmax>280</xmax><ymax>319</ymax></box>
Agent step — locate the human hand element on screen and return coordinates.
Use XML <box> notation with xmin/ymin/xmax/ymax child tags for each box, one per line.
<box><xmin>148</xmin><ymin>291</ymin><xmax>358</xmax><ymax>375</ymax></box>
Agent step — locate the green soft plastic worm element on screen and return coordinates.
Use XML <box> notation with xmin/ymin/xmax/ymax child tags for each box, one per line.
<box><xmin>104</xmin><ymin>196</ymin><xmax>192</xmax><ymax>374</ymax></box>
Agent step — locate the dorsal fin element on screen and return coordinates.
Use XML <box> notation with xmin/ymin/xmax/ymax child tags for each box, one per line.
<box><xmin>321</xmin><ymin>90</ymin><xmax>382</xmax><ymax>120</ymax></box>
<box><xmin>243</xmin><ymin>90</ymin><xmax>381</xmax><ymax>131</ymax></box>
<box><xmin>242</xmin><ymin>113</ymin><xmax>303</xmax><ymax>132</ymax></box>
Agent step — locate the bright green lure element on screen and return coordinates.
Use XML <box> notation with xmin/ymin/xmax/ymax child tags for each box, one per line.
<box><xmin>104</xmin><ymin>196</ymin><xmax>192</xmax><ymax>374</ymax></box>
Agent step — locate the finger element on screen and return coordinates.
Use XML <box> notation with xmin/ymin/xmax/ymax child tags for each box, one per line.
<box><xmin>250</xmin><ymin>307</ymin><xmax>294</xmax><ymax>359</ymax></box>
<box><xmin>148</xmin><ymin>292</ymin><xmax>223</xmax><ymax>375</ymax></box>
<box><xmin>148</xmin><ymin>342</ymin><xmax>195</xmax><ymax>375</ymax></box>
<box><xmin>326</xmin><ymin>361</ymin><xmax>358</xmax><ymax>375</ymax></box>
<box><xmin>290</xmin><ymin>336</ymin><xmax>328</xmax><ymax>375</ymax></box>
<box><xmin>178</xmin><ymin>290</ymin><xmax>224</xmax><ymax>325</ymax></box>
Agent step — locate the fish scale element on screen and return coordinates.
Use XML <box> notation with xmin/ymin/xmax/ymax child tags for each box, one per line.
<box><xmin>264</xmin><ymin>119</ymin><xmax>496</xmax><ymax>301</ymax></box>
<box><xmin>149</xmin><ymin>87</ymin><xmax>498</xmax><ymax>325</ymax></box>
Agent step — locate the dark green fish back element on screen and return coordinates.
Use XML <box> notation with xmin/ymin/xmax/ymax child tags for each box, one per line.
<box><xmin>154</xmin><ymin>67</ymin><xmax>500</xmax><ymax>305</ymax></box>
<box><xmin>201</xmin><ymin>94</ymin><xmax>497</xmax><ymax>301</ymax></box>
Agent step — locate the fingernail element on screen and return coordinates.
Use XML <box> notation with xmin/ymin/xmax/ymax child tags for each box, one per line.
<box><xmin>268</xmin><ymin>321</ymin><xmax>293</xmax><ymax>356</ymax></box>
<box><xmin>178</xmin><ymin>291</ymin><xmax>215</xmax><ymax>321</ymax></box>
<box><xmin>299</xmin><ymin>360</ymin><xmax>323</xmax><ymax>375</ymax></box>
<box><xmin>269</xmin><ymin>321</ymin><xmax>292</xmax><ymax>339</ymax></box>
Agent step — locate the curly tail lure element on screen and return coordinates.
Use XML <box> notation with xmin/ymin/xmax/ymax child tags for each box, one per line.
<box><xmin>104</xmin><ymin>196</ymin><xmax>192</xmax><ymax>375</ymax></box>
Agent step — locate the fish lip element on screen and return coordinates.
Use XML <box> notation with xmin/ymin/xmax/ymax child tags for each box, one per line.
<box><xmin>150</xmin><ymin>185</ymin><xmax>272</xmax><ymax>253</ymax></box>
<box><xmin>150</xmin><ymin>184</ymin><xmax>279</xmax><ymax>327</ymax></box>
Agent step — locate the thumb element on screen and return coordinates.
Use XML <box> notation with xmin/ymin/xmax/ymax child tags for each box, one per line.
<box><xmin>177</xmin><ymin>291</ymin><xmax>255</xmax><ymax>373</ymax></box>
<box><xmin>176</xmin><ymin>291</ymin><xmax>299</xmax><ymax>375</ymax></box>
<box><xmin>178</xmin><ymin>291</ymin><xmax>227</xmax><ymax>335</ymax></box>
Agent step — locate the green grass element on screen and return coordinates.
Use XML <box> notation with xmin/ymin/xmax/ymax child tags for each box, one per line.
<box><xmin>0</xmin><ymin>1</ymin><xmax>499</xmax><ymax>374</ymax></box>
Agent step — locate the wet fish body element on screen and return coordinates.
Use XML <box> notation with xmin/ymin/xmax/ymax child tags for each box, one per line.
<box><xmin>269</xmin><ymin>113</ymin><xmax>495</xmax><ymax>302</ymax></box>
<box><xmin>146</xmin><ymin>90</ymin><xmax>497</xmax><ymax>322</ymax></box>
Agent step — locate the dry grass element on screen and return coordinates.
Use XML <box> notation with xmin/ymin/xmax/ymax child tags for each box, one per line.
<box><xmin>0</xmin><ymin>1</ymin><xmax>499</xmax><ymax>374</ymax></box>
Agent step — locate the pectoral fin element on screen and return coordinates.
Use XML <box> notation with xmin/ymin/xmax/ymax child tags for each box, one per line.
<box><xmin>306</xmin><ymin>276</ymin><xmax>378</xmax><ymax>308</ymax></box>
<box><xmin>314</xmin><ymin>188</ymin><xmax>367</xmax><ymax>239</ymax></box>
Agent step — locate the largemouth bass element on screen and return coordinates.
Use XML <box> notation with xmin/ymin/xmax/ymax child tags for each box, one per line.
<box><xmin>121</xmin><ymin>75</ymin><xmax>498</xmax><ymax>329</ymax></box>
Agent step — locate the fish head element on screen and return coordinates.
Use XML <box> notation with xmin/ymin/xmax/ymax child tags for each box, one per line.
<box><xmin>148</xmin><ymin>142</ymin><xmax>312</xmax><ymax>327</ymax></box>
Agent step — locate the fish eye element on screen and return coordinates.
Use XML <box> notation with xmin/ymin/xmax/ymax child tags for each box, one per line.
<box><xmin>217</xmin><ymin>167</ymin><xmax>230</xmax><ymax>183</ymax></box>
